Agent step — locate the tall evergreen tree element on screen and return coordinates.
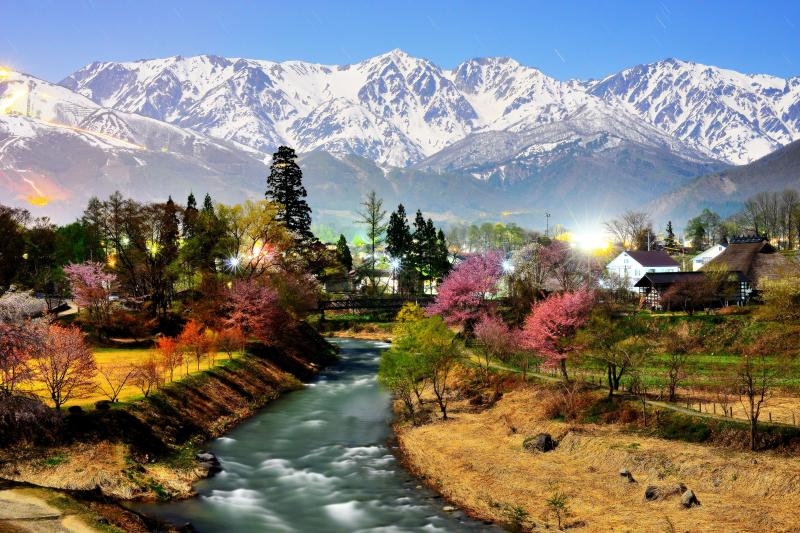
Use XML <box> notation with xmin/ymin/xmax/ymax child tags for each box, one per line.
<box><xmin>336</xmin><ymin>234</ymin><xmax>353</xmax><ymax>272</ymax></box>
<box><xmin>411</xmin><ymin>211</ymin><xmax>438</xmax><ymax>293</ymax></box>
<box><xmin>265</xmin><ymin>146</ymin><xmax>314</xmax><ymax>245</ymax></box>
<box><xmin>434</xmin><ymin>228</ymin><xmax>451</xmax><ymax>282</ymax></box>
<box><xmin>386</xmin><ymin>204</ymin><xmax>412</xmax><ymax>261</ymax></box>
<box><xmin>183</xmin><ymin>192</ymin><xmax>198</xmax><ymax>239</ymax></box>
<box><xmin>663</xmin><ymin>220</ymin><xmax>680</xmax><ymax>255</ymax></box>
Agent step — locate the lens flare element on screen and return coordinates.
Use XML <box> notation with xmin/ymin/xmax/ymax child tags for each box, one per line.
<box><xmin>22</xmin><ymin>177</ymin><xmax>51</xmax><ymax>206</ymax></box>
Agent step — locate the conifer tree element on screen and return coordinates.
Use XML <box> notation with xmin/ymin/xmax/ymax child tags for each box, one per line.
<box><xmin>183</xmin><ymin>192</ymin><xmax>198</xmax><ymax>239</ymax></box>
<box><xmin>336</xmin><ymin>234</ymin><xmax>353</xmax><ymax>272</ymax></box>
<box><xmin>265</xmin><ymin>146</ymin><xmax>314</xmax><ymax>245</ymax></box>
<box><xmin>386</xmin><ymin>204</ymin><xmax>412</xmax><ymax>261</ymax></box>
<box><xmin>357</xmin><ymin>191</ymin><xmax>388</xmax><ymax>292</ymax></box>
<box><xmin>663</xmin><ymin>220</ymin><xmax>680</xmax><ymax>255</ymax></box>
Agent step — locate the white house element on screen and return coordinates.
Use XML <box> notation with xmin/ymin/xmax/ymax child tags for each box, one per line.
<box><xmin>692</xmin><ymin>243</ymin><xmax>727</xmax><ymax>271</ymax></box>
<box><xmin>606</xmin><ymin>250</ymin><xmax>680</xmax><ymax>290</ymax></box>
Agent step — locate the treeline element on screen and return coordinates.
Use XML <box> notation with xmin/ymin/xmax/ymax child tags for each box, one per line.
<box><xmin>347</xmin><ymin>192</ymin><xmax>450</xmax><ymax>295</ymax></box>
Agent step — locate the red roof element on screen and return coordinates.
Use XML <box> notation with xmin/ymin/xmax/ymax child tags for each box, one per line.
<box><xmin>625</xmin><ymin>250</ymin><xmax>680</xmax><ymax>268</ymax></box>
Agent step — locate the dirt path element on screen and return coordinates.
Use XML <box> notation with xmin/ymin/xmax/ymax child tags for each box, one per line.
<box><xmin>0</xmin><ymin>489</ymin><xmax>98</xmax><ymax>533</ymax></box>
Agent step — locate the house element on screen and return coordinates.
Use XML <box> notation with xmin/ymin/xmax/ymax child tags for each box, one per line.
<box><xmin>700</xmin><ymin>235</ymin><xmax>787</xmax><ymax>304</ymax></box>
<box><xmin>606</xmin><ymin>250</ymin><xmax>680</xmax><ymax>290</ymax></box>
<box><xmin>692</xmin><ymin>243</ymin><xmax>727</xmax><ymax>271</ymax></box>
<box><xmin>634</xmin><ymin>272</ymin><xmax>707</xmax><ymax>309</ymax></box>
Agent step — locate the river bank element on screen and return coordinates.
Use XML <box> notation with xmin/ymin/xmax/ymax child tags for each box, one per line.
<box><xmin>134</xmin><ymin>338</ymin><xmax>496</xmax><ymax>532</ymax></box>
<box><xmin>395</xmin><ymin>382</ymin><xmax>800</xmax><ymax>532</ymax></box>
<box><xmin>0</xmin><ymin>324</ymin><xmax>337</xmax><ymax>530</ymax></box>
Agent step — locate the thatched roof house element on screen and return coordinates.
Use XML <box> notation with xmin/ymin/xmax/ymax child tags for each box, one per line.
<box><xmin>700</xmin><ymin>236</ymin><xmax>789</xmax><ymax>303</ymax></box>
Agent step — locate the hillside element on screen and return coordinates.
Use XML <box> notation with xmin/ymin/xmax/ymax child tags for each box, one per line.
<box><xmin>648</xmin><ymin>139</ymin><xmax>800</xmax><ymax>224</ymax></box>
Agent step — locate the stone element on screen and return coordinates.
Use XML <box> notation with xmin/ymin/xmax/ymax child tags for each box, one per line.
<box><xmin>442</xmin><ymin>506</ymin><xmax>456</xmax><ymax>512</ymax></box>
<box><xmin>523</xmin><ymin>433</ymin><xmax>557</xmax><ymax>453</ymax></box>
<box><xmin>195</xmin><ymin>452</ymin><xmax>219</xmax><ymax>464</ymax></box>
<box><xmin>619</xmin><ymin>468</ymin><xmax>636</xmax><ymax>483</ymax></box>
<box><xmin>681</xmin><ymin>489</ymin><xmax>700</xmax><ymax>508</ymax></box>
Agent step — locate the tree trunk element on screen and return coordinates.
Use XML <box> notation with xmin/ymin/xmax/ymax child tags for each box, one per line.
<box><xmin>750</xmin><ymin>419</ymin><xmax>757</xmax><ymax>451</ymax></box>
<box><xmin>559</xmin><ymin>359</ymin><xmax>569</xmax><ymax>382</ymax></box>
<box><xmin>607</xmin><ymin>365</ymin><xmax>614</xmax><ymax>399</ymax></box>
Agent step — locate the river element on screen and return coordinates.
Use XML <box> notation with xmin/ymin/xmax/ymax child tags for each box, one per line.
<box><xmin>137</xmin><ymin>338</ymin><xmax>498</xmax><ymax>532</ymax></box>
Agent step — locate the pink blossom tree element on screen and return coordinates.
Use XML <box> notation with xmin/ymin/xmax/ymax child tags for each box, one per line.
<box><xmin>226</xmin><ymin>279</ymin><xmax>287</xmax><ymax>344</ymax></box>
<box><xmin>426</xmin><ymin>251</ymin><xmax>503</xmax><ymax>331</ymax></box>
<box><xmin>474</xmin><ymin>314</ymin><xmax>520</xmax><ymax>386</ymax></box>
<box><xmin>520</xmin><ymin>288</ymin><xmax>595</xmax><ymax>382</ymax></box>
<box><xmin>63</xmin><ymin>262</ymin><xmax>116</xmax><ymax>335</ymax></box>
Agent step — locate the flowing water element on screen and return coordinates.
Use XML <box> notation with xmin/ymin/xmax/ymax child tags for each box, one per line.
<box><xmin>137</xmin><ymin>338</ymin><xmax>498</xmax><ymax>532</ymax></box>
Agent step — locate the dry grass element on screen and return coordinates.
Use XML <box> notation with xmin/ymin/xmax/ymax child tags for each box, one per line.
<box><xmin>26</xmin><ymin>348</ymin><xmax>243</xmax><ymax>408</ymax></box>
<box><xmin>398</xmin><ymin>385</ymin><xmax>800</xmax><ymax>532</ymax></box>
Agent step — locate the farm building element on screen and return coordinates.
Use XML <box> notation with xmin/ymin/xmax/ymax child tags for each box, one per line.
<box><xmin>606</xmin><ymin>250</ymin><xmax>680</xmax><ymax>290</ymax></box>
<box><xmin>692</xmin><ymin>243</ymin><xmax>727</xmax><ymax>271</ymax></box>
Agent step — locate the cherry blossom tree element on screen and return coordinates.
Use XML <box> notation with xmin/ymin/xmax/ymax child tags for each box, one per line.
<box><xmin>34</xmin><ymin>324</ymin><xmax>97</xmax><ymax>410</ymax></box>
<box><xmin>0</xmin><ymin>293</ymin><xmax>47</xmax><ymax>395</ymax></box>
<box><xmin>426</xmin><ymin>251</ymin><xmax>503</xmax><ymax>331</ymax></box>
<box><xmin>520</xmin><ymin>288</ymin><xmax>595</xmax><ymax>382</ymax></box>
<box><xmin>474</xmin><ymin>314</ymin><xmax>520</xmax><ymax>386</ymax></box>
<box><xmin>63</xmin><ymin>262</ymin><xmax>116</xmax><ymax>335</ymax></box>
<box><xmin>226</xmin><ymin>279</ymin><xmax>286</xmax><ymax>344</ymax></box>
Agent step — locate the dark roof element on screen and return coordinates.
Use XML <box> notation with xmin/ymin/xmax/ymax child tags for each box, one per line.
<box><xmin>625</xmin><ymin>250</ymin><xmax>680</xmax><ymax>268</ymax></box>
<box><xmin>702</xmin><ymin>240</ymin><xmax>782</xmax><ymax>280</ymax></box>
<box><xmin>634</xmin><ymin>271</ymin><xmax>705</xmax><ymax>288</ymax></box>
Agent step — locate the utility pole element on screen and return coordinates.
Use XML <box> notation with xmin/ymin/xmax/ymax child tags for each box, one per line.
<box><xmin>545</xmin><ymin>212</ymin><xmax>551</xmax><ymax>238</ymax></box>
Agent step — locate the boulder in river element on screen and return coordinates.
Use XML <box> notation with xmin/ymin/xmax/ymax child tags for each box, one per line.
<box><xmin>523</xmin><ymin>433</ymin><xmax>557</xmax><ymax>453</ymax></box>
<box><xmin>196</xmin><ymin>452</ymin><xmax>222</xmax><ymax>476</ymax></box>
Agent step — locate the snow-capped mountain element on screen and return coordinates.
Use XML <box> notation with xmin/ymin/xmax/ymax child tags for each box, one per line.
<box><xmin>0</xmin><ymin>71</ymin><xmax>269</xmax><ymax>221</ymax></box>
<box><xmin>60</xmin><ymin>50</ymin><xmax>719</xmax><ymax>168</ymax></box>
<box><xmin>589</xmin><ymin>58</ymin><xmax>800</xmax><ymax>164</ymax></box>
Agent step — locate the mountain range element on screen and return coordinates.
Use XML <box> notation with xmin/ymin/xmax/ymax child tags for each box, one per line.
<box><xmin>2</xmin><ymin>50</ymin><xmax>799</xmax><ymax>228</ymax></box>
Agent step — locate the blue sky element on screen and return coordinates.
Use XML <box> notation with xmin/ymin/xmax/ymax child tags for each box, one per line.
<box><xmin>2</xmin><ymin>0</ymin><xmax>799</xmax><ymax>82</ymax></box>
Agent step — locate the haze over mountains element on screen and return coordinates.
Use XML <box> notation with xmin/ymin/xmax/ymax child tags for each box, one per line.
<box><xmin>2</xmin><ymin>50</ymin><xmax>799</xmax><ymax>227</ymax></box>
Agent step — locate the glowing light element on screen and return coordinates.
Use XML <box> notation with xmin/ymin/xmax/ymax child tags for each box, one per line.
<box><xmin>562</xmin><ymin>229</ymin><xmax>612</xmax><ymax>252</ymax></box>
<box><xmin>501</xmin><ymin>258</ymin><xmax>514</xmax><ymax>273</ymax></box>
<box><xmin>107</xmin><ymin>255</ymin><xmax>117</xmax><ymax>268</ymax></box>
<box><xmin>145</xmin><ymin>240</ymin><xmax>160</xmax><ymax>256</ymax></box>
<box><xmin>225</xmin><ymin>256</ymin><xmax>241</xmax><ymax>271</ymax></box>
<box><xmin>388</xmin><ymin>257</ymin><xmax>401</xmax><ymax>271</ymax></box>
<box><xmin>0</xmin><ymin>68</ymin><xmax>10</xmax><ymax>79</ymax></box>
<box><xmin>120</xmin><ymin>236</ymin><xmax>130</xmax><ymax>246</ymax></box>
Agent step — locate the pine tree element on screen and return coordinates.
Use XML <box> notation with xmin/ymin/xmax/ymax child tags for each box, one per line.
<box><xmin>183</xmin><ymin>192</ymin><xmax>198</xmax><ymax>239</ymax></box>
<box><xmin>411</xmin><ymin>211</ymin><xmax>438</xmax><ymax>293</ymax></box>
<box><xmin>434</xmin><ymin>228</ymin><xmax>451</xmax><ymax>282</ymax></box>
<box><xmin>265</xmin><ymin>146</ymin><xmax>314</xmax><ymax>245</ymax></box>
<box><xmin>663</xmin><ymin>220</ymin><xmax>680</xmax><ymax>255</ymax></box>
<box><xmin>336</xmin><ymin>234</ymin><xmax>353</xmax><ymax>272</ymax></box>
<box><xmin>386</xmin><ymin>204</ymin><xmax>412</xmax><ymax>260</ymax></box>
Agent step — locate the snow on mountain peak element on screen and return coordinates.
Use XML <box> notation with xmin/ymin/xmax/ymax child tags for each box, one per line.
<box><xmin>59</xmin><ymin>52</ymin><xmax>800</xmax><ymax>166</ymax></box>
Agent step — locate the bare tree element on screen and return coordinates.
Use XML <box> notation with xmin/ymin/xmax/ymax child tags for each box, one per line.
<box><xmin>604</xmin><ymin>211</ymin><xmax>652</xmax><ymax>249</ymax></box>
<box><xmin>96</xmin><ymin>364</ymin><xmax>135</xmax><ymax>403</ymax></box>
<box><xmin>131</xmin><ymin>357</ymin><xmax>161</xmax><ymax>398</ymax></box>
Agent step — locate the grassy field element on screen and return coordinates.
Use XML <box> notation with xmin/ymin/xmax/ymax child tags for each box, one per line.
<box><xmin>28</xmin><ymin>347</ymin><xmax>244</xmax><ymax>409</ymax></box>
<box><xmin>398</xmin><ymin>384</ymin><xmax>800</xmax><ymax>532</ymax></box>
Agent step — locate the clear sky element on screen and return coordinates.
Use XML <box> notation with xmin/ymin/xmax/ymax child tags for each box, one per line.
<box><xmin>2</xmin><ymin>0</ymin><xmax>799</xmax><ymax>82</ymax></box>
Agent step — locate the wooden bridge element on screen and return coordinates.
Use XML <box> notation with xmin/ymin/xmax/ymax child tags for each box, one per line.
<box><xmin>316</xmin><ymin>296</ymin><xmax>433</xmax><ymax>318</ymax></box>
